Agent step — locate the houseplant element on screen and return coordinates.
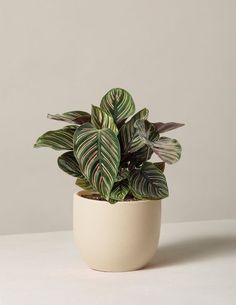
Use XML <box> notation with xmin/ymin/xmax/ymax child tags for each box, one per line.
<box><xmin>34</xmin><ymin>88</ymin><xmax>184</xmax><ymax>271</ymax></box>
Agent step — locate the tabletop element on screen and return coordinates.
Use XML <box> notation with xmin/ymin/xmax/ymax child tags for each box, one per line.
<box><xmin>0</xmin><ymin>219</ymin><xmax>236</xmax><ymax>305</ymax></box>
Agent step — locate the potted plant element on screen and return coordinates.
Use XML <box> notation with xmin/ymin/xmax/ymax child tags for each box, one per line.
<box><xmin>34</xmin><ymin>88</ymin><xmax>184</xmax><ymax>272</ymax></box>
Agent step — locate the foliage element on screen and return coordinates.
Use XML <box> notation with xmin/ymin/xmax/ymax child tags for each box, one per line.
<box><xmin>34</xmin><ymin>88</ymin><xmax>184</xmax><ymax>203</ymax></box>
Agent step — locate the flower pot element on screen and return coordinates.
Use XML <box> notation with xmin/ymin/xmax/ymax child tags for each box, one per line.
<box><xmin>73</xmin><ymin>191</ymin><xmax>161</xmax><ymax>272</ymax></box>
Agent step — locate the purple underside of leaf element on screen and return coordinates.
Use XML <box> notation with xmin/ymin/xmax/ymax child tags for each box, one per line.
<box><xmin>154</xmin><ymin>122</ymin><xmax>185</xmax><ymax>133</ymax></box>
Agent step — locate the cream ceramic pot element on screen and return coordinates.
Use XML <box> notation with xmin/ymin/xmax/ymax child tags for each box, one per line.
<box><xmin>73</xmin><ymin>191</ymin><xmax>161</xmax><ymax>272</ymax></box>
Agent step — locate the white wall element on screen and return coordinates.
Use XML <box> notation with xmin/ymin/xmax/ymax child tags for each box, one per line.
<box><xmin>0</xmin><ymin>0</ymin><xmax>235</xmax><ymax>234</ymax></box>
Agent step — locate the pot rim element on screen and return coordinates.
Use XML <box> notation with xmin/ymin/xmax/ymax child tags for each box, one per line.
<box><xmin>74</xmin><ymin>190</ymin><xmax>161</xmax><ymax>205</ymax></box>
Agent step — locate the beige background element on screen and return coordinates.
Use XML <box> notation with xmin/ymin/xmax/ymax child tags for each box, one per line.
<box><xmin>0</xmin><ymin>0</ymin><xmax>235</xmax><ymax>234</ymax></box>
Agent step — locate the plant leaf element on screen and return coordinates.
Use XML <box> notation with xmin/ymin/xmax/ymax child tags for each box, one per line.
<box><xmin>154</xmin><ymin>122</ymin><xmax>185</xmax><ymax>133</ymax></box>
<box><xmin>91</xmin><ymin>105</ymin><xmax>118</xmax><ymax>135</ymax></box>
<box><xmin>115</xmin><ymin>168</ymin><xmax>129</xmax><ymax>182</ymax></box>
<box><xmin>153</xmin><ymin>162</ymin><xmax>165</xmax><ymax>172</ymax></box>
<box><xmin>110</xmin><ymin>180</ymin><xmax>129</xmax><ymax>201</ymax></box>
<box><xmin>135</xmin><ymin>119</ymin><xmax>181</xmax><ymax>164</ymax></box>
<box><xmin>120</xmin><ymin>108</ymin><xmax>149</xmax><ymax>154</ymax></box>
<box><xmin>129</xmin><ymin>144</ymin><xmax>153</xmax><ymax>166</ymax></box>
<box><xmin>57</xmin><ymin>151</ymin><xmax>81</xmax><ymax>177</ymax></box>
<box><xmin>129</xmin><ymin>162</ymin><xmax>169</xmax><ymax>199</ymax></box>
<box><xmin>134</xmin><ymin>119</ymin><xmax>159</xmax><ymax>144</ymax></box>
<box><xmin>152</xmin><ymin>137</ymin><xmax>182</xmax><ymax>164</ymax></box>
<box><xmin>47</xmin><ymin>111</ymin><xmax>91</xmax><ymax>125</ymax></box>
<box><xmin>34</xmin><ymin>125</ymin><xmax>76</xmax><ymax>150</ymax></box>
<box><xmin>100</xmin><ymin>88</ymin><xmax>135</xmax><ymax>125</ymax></box>
<box><xmin>75</xmin><ymin>177</ymin><xmax>93</xmax><ymax>191</ymax></box>
<box><xmin>74</xmin><ymin>123</ymin><xmax>120</xmax><ymax>200</ymax></box>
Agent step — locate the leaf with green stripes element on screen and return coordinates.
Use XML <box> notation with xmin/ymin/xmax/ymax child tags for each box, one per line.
<box><xmin>34</xmin><ymin>125</ymin><xmax>76</xmax><ymax>150</ymax></box>
<box><xmin>110</xmin><ymin>180</ymin><xmax>129</xmax><ymax>201</ymax></box>
<box><xmin>47</xmin><ymin>111</ymin><xmax>91</xmax><ymax>125</ymax></box>
<box><xmin>129</xmin><ymin>144</ymin><xmax>153</xmax><ymax>166</ymax></box>
<box><xmin>153</xmin><ymin>162</ymin><xmax>165</xmax><ymax>172</ymax></box>
<box><xmin>152</xmin><ymin>137</ymin><xmax>182</xmax><ymax>164</ymax></box>
<box><xmin>100</xmin><ymin>88</ymin><xmax>135</xmax><ymax>125</ymax></box>
<box><xmin>115</xmin><ymin>168</ymin><xmax>129</xmax><ymax>182</ymax></box>
<box><xmin>75</xmin><ymin>177</ymin><xmax>93</xmax><ymax>191</ymax></box>
<box><xmin>91</xmin><ymin>105</ymin><xmax>118</xmax><ymax>135</ymax></box>
<box><xmin>120</xmin><ymin>108</ymin><xmax>149</xmax><ymax>154</ymax></box>
<box><xmin>129</xmin><ymin>162</ymin><xmax>169</xmax><ymax>199</ymax></box>
<box><xmin>74</xmin><ymin>123</ymin><xmax>120</xmax><ymax>200</ymax></box>
<box><xmin>135</xmin><ymin>119</ymin><xmax>181</xmax><ymax>164</ymax></box>
<box><xmin>57</xmin><ymin>151</ymin><xmax>81</xmax><ymax>177</ymax></box>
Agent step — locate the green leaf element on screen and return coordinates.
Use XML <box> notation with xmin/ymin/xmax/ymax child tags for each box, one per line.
<box><xmin>154</xmin><ymin>122</ymin><xmax>185</xmax><ymax>133</ymax></box>
<box><xmin>57</xmin><ymin>151</ymin><xmax>81</xmax><ymax>177</ymax></box>
<box><xmin>135</xmin><ymin>119</ymin><xmax>181</xmax><ymax>164</ymax></box>
<box><xmin>48</xmin><ymin>111</ymin><xmax>91</xmax><ymax>125</ymax></box>
<box><xmin>129</xmin><ymin>185</ymin><xmax>143</xmax><ymax>200</ymax></box>
<box><xmin>100</xmin><ymin>88</ymin><xmax>135</xmax><ymax>125</ymax></box>
<box><xmin>115</xmin><ymin>168</ymin><xmax>129</xmax><ymax>182</ymax></box>
<box><xmin>91</xmin><ymin>105</ymin><xmax>118</xmax><ymax>135</ymax></box>
<box><xmin>34</xmin><ymin>125</ymin><xmax>76</xmax><ymax>150</ymax></box>
<box><xmin>129</xmin><ymin>162</ymin><xmax>169</xmax><ymax>199</ymax></box>
<box><xmin>110</xmin><ymin>180</ymin><xmax>129</xmax><ymax>201</ymax></box>
<box><xmin>152</xmin><ymin>137</ymin><xmax>182</xmax><ymax>164</ymax></box>
<box><xmin>134</xmin><ymin>119</ymin><xmax>159</xmax><ymax>144</ymax></box>
<box><xmin>153</xmin><ymin>162</ymin><xmax>165</xmax><ymax>172</ymax></box>
<box><xmin>75</xmin><ymin>177</ymin><xmax>93</xmax><ymax>191</ymax></box>
<box><xmin>120</xmin><ymin>108</ymin><xmax>149</xmax><ymax>154</ymax></box>
<box><xmin>129</xmin><ymin>144</ymin><xmax>153</xmax><ymax>166</ymax></box>
<box><xmin>74</xmin><ymin>123</ymin><xmax>120</xmax><ymax>200</ymax></box>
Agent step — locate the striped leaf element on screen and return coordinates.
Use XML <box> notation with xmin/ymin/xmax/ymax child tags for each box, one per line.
<box><xmin>100</xmin><ymin>88</ymin><xmax>135</xmax><ymax>125</ymax></box>
<box><xmin>34</xmin><ymin>125</ymin><xmax>76</xmax><ymax>150</ymax></box>
<box><xmin>153</xmin><ymin>162</ymin><xmax>165</xmax><ymax>172</ymax></box>
<box><xmin>135</xmin><ymin>119</ymin><xmax>181</xmax><ymax>164</ymax></box>
<box><xmin>75</xmin><ymin>177</ymin><xmax>93</xmax><ymax>191</ymax></box>
<box><xmin>91</xmin><ymin>105</ymin><xmax>118</xmax><ymax>135</ymax></box>
<box><xmin>74</xmin><ymin>123</ymin><xmax>120</xmax><ymax>200</ymax></box>
<box><xmin>47</xmin><ymin>111</ymin><xmax>91</xmax><ymax>125</ymax></box>
<box><xmin>57</xmin><ymin>151</ymin><xmax>81</xmax><ymax>177</ymax></box>
<box><xmin>58</xmin><ymin>152</ymin><xmax>93</xmax><ymax>190</ymax></box>
<box><xmin>110</xmin><ymin>180</ymin><xmax>129</xmax><ymax>201</ymax></box>
<box><xmin>129</xmin><ymin>145</ymin><xmax>153</xmax><ymax>166</ymax></box>
<box><xmin>134</xmin><ymin>119</ymin><xmax>159</xmax><ymax>143</ymax></box>
<box><xmin>115</xmin><ymin>168</ymin><xmax>129</xmax><ymax>182</ymax></box>
<box><xmin>129</xmin><ymin>162</ymin><xmax>169</xmax><ymax>199</ymax></box>
<box><xmin>154</xmin><ymin>122</ymin><xmax>185</xmax><ymax>133</ymax></box>
<box><xmin>152</xmin><ymin>137</ymin><xmax>182</xmax><ymax>164</ymax></box>
<box><xmin>129</xmin><ymin>185</ymin><xmax>143</xmax><ymax>200</ymax></box>
<box><xmin>120</xmin><ymin>108</ymin><xmax>149</xmax><ymax>154</ymax></box>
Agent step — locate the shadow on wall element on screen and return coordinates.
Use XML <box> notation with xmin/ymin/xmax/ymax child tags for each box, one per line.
<box><xmin>146</xmin><ymin>235</ymin><xmax>236</xmax><ymax>269</ymax></box>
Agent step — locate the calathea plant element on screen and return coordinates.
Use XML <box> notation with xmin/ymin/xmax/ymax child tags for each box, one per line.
<box><xmin>34</xmin><ymin>88</ymin><xmax>184</xmax><ymax>203</ymax></box>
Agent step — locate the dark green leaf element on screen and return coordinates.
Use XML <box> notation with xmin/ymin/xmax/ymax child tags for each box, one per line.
<box><xmin>34</xmin><ymin>125</ymin><xmax>76</xmax><ymax>150</ymax></box>
<box><xmin>47</xmin><ymin>111</ymin><xmax>91</xmax><ymax>125</ymax></box>
<box><xmin>100</xmin><ymin>88</ymin><xmax>135</xmax><ymax>125</ymax></box>
<box><xmin>91</xmin><ymin>105</ymin><xmax>118</xmax><ymax>135</ymax></box>
<box><xmin>115</xmin><ymin>168</ymin><xmax>129</xmax><ymax>182</ymax></box>
<box><xmin>110</xmin><ymin>180</ymin><xmax>129</xmax><ymax>201</ymax></box>
<box><xmin>129</xmin><ymin>162</ymin><xmax>169</xmax><ymax>199</ymax></box>
<box><xmin>74</xmin><ymin>123</ymin><xmax>120</xmax><ymax>200</ymax></box>
<box><xmin>153</xmin><ymin>162</ymin><xmax>165</xmax><ymax>172</ymax></box>
<box><xmin>57</xmin><ymin>151</ymin><xmax>81</xmax><ymax>177</ymax></box>
<box><xmin>120</xmin><ymin>108</ymin><xmax>149</xmax><ymax>154</ymax></box>
<box><xmin>75</xmin><ymin>177</ymin><xmax>93</xmax><ymax>191</ymax></box>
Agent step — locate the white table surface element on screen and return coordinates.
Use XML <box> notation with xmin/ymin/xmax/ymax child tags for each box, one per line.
<box><xmin>0</xmin><ymin>219</ymin><xmax>235</xmax><ymax>305</ymax></box>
